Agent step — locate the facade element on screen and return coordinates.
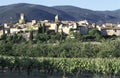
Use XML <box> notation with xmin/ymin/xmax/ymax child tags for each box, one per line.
<box><xmin>77</xmin><ymin>26</ymin><xmax>88</xmax><ymax>35</ymax></box>
<box><xmin>97</xmin><ymin>23</ymin><xmax>120</xmax><ymax>36</ymax></box>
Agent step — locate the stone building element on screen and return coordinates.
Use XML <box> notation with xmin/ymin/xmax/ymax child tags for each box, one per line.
<box><xmin>97</xmin><ymin>24</ymin><xmax>120</xmax><ymax>36</ymax></box>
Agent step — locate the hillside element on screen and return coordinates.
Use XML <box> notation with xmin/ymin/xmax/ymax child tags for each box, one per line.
<box><xmin>0</xmin><ymin>3</ymin><xmax>75</xmax><ymax>24</ymax></box>
<box><xmin>0</xmin><ymin>3</ymin><xmax>120</xmax><ymax>24</ymax></box>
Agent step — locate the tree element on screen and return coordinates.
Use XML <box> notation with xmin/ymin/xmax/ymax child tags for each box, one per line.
<box><xmin>29</xmin><ymin>31</ymin><xmax>33</xmax><ymax>41</ymax></box>
<box><xmin>38</xmin><ymin>23</ymin><xmax>46</xmax><ymax>34</ymax></box>
<box><xmin>35</xmin><ymin>33</ymin><xmax>49</xmax><ymax>42</ymax></box>
<box><xmin>4</xmin><ymin>33</ymin><xmax>25</xmax><ymax>43</ymax></box>
<box><xmin>72</xmin><ymin>32</ymin><xmax>83</xmax><ymax>40</ymax></box>
<box><xmin>88</xmin><ymin>29</ymin><xmax>102</xmax><ymax>41</ymax></box>
<box><xmin>49</xmin><ymin>32</ymin><xmax>62</xmax><ymax>43</ymax></box>
<box><xmin>0</xmin><ymin>34</ymin><xmax>7</xmax><ymax>40</ymax></box>
<box><xmin>0</xmin><ymin>41</ymin><xmax>13</xmax><ymax>55</ymax></box>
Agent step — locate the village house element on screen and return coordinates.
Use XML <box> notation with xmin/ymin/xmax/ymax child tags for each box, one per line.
<box><xmin>97</xmin><ymin>23</ymin><xmax>120</xmax><ymax>36</ymax></box>
<box><xmin>76</xmin><ymin>20</ymin><xmax>93</xmax><ymax>35</ymax></box>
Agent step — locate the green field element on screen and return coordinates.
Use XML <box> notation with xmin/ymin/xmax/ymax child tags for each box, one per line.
<box><xmin>0</xmin><ymin>56</ymin><xmax>120</xmax><ymax>78</ymax></box>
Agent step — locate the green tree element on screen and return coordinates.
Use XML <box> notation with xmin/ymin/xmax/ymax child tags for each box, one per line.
<box><xmin>0</xmin><ymin>41</ymin><xmax>13</xmax><ymax>55</ymax></box>
<box><xmin>29</xmin><ymin>31</ymin><xmax>33</xmax><ymax>41</ymax></box>
<box><xmin>0</xmin><ymin>34</ymin><xmax>7</xmax><ymax>40</ymax></box>
<box><xmin>88</xmin><ymin>29</ymin><xmax>102</xmax><ymax>41</ymax></box>
<box><xmin>38</xmin><ymin>23</ymin><xmax>46</xmax><ymax>34</ymax></box>
<box><xmin>72</xmin><ymin>32</ymin><xmax>83</xmax><ymax>40</ymax></box>
<box><xmin>35</xmin><ymin>33</ymin><xmax>49</xmax><ymax>42</ymax></box>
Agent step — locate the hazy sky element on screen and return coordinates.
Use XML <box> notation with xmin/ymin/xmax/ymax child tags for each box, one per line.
<box><xmin>0</xmin><ymin>0</ymin><xmax>120</xmax><ymax>11</ymax></box>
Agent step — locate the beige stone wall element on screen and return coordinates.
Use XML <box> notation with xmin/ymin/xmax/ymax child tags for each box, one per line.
<box><xmin>114</xmin><ymin>30</ymin><xmax>120</xmax><ymax>36</ymax></box>
<box><xmin>0</xmin><ymin>30</ymin><xmax>3</xmax><ymax>36</ymax></box>
<box><xmin>101</xmin><ymin>28</ymin><xmax>120</xmax><ymax>36</ymax></box>
<box><xmin>49</xmin><ymin>23</ymin><xmax>57</xmax><ymax>30</ymax></box>
<box><xmin>31</xmin><ymin>20</ymin><xmax>37</xmax><ymax>25</ymax></box>
<box><xmin>106</xmin><ymin>30</ymin><xmax>114</xmax><ymax>35</ymax></box>
<box><xmin>62</xmin><ymin>27</ymin><xmax>70</xmax><ymax>34</ymax></box>
<box><xmin>10</xmin><ymin>28</ymin><xmax>27</xmax><ymax>34</ymax></box>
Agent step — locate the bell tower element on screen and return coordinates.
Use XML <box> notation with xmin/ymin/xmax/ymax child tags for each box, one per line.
<box><xmin>20</xmin><ymin>13</ymin><xmax>24</xmax><ymax>20</ymax></box>
<box><xmin>19</xmin><ymin>13</ymin><xmax>25</xmax><ymax>24</ymax></box>
<box><xmin>55</xmin><ymin>15</ymin><xmax>59</xmax><ymax>22</ymax></box>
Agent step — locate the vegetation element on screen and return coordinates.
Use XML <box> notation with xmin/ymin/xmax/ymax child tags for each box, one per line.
<box><xmin>0</xmin><ymin>35</ymin><xmax>120</xmax><ymax>58</ymax></box>
<box><xmin>0</xmin><ymin>56</ymin><xmax>120</xmax><ymax>78</ymax></box>
<box><xmin>88</xmin><ymin>29</ymin><xmax>102</xmax><ymax>41</ymax></box>
<box><xmin>0</xmin><ymin>28</ymin><xmax>120</xmax><ymax>58</ymax></box>
<box><xmin>1</xmin><ymin>27</ymin><xmax>120</xmax><ymax>78</ymax></box>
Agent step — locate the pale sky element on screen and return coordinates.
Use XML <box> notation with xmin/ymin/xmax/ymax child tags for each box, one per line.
<box><xmin>0</xmin><ymin>0</ymin><xmax>120</xmax><ymax>11</ymax></box>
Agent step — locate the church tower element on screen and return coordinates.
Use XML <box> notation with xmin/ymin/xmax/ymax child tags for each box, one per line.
<box><xmin>19</xmin><ymin>13</ymin><xmax>25</xmax><ymax>24</ymax></box>
<box><xmin>20</xmin><ymin>13</ymin><xmax>24</xmax><ymax>20</ymax></box>
<box><xmin>55</xmin><ymin>15</ymin><xmax>59</xmax><ymax>22</ymax></box>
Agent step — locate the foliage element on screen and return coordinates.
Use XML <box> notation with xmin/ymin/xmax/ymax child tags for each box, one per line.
<box><xmin>29</xmin><ymin>31</ymin><xmax>33</xmax><ymax>41</ymax></box>
<box><xmin>0</xmin><ymin>30</ymin><xmax>120</xmax><ymax>58</ymax></box>
<box><xmin>88</xmin><ymin>28</ymin><xmax>102</xmax><ymax>41</ymax></box>
<box><xmin>35</xmin><ymin>33</ymin><xmax>49</xmax><ymax>42</ymax></box>
<box><xmin>0</xmin><ymin>38</ymin><xmax>120</xmax><ymax>58</ymax></box>
<box><xmin>0</xmin><ymin>57</ymin><xmax>120</xmax><ymax>77</ymax></box>
<box><xmin>0</xmin><ymin>33</ymin><xmax>25</xmax><ymax>43</ymax></box>
<box><xmin>72</xmin><ymin>32</ymin><xmax>83</xmax><ymax>40</ymax></box>
<box><xmin>38</xmin><ymin>23</ymin><xmax>47</xmax><ymax>34</ymax></box>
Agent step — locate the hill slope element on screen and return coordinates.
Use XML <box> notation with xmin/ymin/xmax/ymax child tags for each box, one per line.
<box><xmin>53</xmin><ymin>6</ymin><xmax>120</xmax><ymax>23</ymax></box>
<box><xmin>0</xmin><ymin>3</ymin><xmax>75</xmax><ymax>24</ymax></box>
<box><xmin>0</xmin><ymin>3</ymin><xmax>120</xmax><ymax>24</ymax></box>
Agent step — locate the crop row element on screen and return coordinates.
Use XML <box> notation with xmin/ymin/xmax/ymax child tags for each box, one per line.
<box><xmin>0</xmin><ymin>56</ymin><xmax>120</xmax><ymax>76</ymax></box>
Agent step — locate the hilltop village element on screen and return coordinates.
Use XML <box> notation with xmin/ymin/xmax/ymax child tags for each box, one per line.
<box><xmin>1</xmin><ymin>13</ymin><xmax>120</xmax><ymax>40</ymax></box>
<box><xmin>1</xmin><ymin>13</ymin><xmax>120</xmax><ymax>78</ymax></box>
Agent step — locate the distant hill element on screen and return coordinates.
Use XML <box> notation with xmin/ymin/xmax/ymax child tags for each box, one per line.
<box><xmin>0</xmin><ymin>3</ymin><xmax>120</xmax><ymax>24</ymax></box>
<box><xmin>0</xmin><ymin>3</ymin><xmax>75</xmax><ymax>24</ymax></box>
<box><xmin>53</xmin><ymin>6</ymin><xmax>106</xmax><ymax>23</ymax></box>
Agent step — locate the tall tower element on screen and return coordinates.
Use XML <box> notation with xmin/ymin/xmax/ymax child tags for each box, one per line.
<box><xmin>19</xmin><ymin>13</ymin><xmax>25</xmax><ymax>24</ymax></box>
<box><xmin>55</xmin><ymin>15</ymin><xmax>59</xmax><ymax>22</ymax></box>
<box><xmin>20</xmin><ymin>13</ymin><xmax>24</xmax><ymax>20</ymax></box>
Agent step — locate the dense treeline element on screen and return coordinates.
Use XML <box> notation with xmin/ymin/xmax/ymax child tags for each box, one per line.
<box><xmin>0</xmin><ymin>56</ymin><xmax>120</xmax><ymax>78</ymax></box>
<box><xmin>0</xmin><ymin>37</ymin><xmax>120</xmax><ymax>58</ymax></box>
<box><xmin>0</xmin><ymin>27</ymin><xmax>120</xmax><ymax>58</ymax></box>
